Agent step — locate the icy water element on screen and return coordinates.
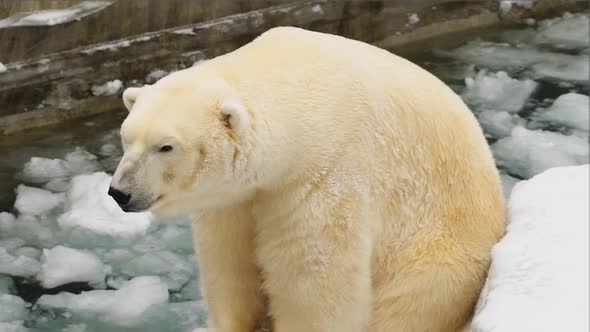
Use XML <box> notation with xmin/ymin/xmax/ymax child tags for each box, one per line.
<box><xmin>0</xmin><ymin>13</ymin><xmax>588</xmax><ymax>332</ymax></box>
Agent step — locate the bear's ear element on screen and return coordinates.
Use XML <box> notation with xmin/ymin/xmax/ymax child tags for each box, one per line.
<box><xmin>122</xmin><ymin>87</ymin><xmax>146</xmax><ymax>112</ymax></box>
<box><xmin>218</xmin><ymin>99</ymin><xmax>249</xmax><ymax>135</ymax></box>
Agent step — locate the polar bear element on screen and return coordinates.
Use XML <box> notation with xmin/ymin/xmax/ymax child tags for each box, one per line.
<box><xmin>109</xmin><ymin>27</ymin><xmax>506</xmax><ymax>332</ymax></box>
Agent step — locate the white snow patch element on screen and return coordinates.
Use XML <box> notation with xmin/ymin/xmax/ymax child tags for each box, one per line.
<box><xmin>311</xmin><ymin>4</ymin><xmax>323</xmax><ymax>14</ymax></box>
<box><xmin>534</xmin><ymin>93</ymin><xmax>589</xmax><ymax>135</ymax></box>
<box><xmin>0</xmin><ymin>62</ymin><xmax>7</xmax><ymax>73</ymax></box>
<box><xmin>91</xmin><ymin>80</ymin><xmax>123</xmax><ymax>96</ymax></box>
<box><xmin>38</xmin><ymin>246</ymin><xmax>105</xmax><ymax>289</ymax></box>
<box><xmin>36</xmin><ymin>276</ymin><xmax>168</xmax><ymax>326</ymax></box>
<box><xmin>472</xmin><ymin>164</ymin><xmax>589</xmax><ymax>332</ymax></box>
<box><xmin>14</xmin><ymin>185</ymin><xmax>64</xmax><ymax>216</ymax></box>
<box><xmin>492</xmin><ymin>126</ymin><xmax>589</xmax><ymax>179</ymax></box>
<box><xmin>462</xmin><ymin>70</ymin><xmax>537</xmax><ymax>113</ymax></box>
<box><xmin>57</xmin><ymin>172</ymin><xmax>152</xmax><ymax>237</ymax></box>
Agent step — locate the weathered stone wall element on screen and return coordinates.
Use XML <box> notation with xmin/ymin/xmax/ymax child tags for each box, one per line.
<box><xmin>0</xmin><ymin>0</ymin><xmax>83</xmax><ymax>18</ymax></box>
<box><xmin>0</xmin><ymin>0</ymin><xmax>280</xmax><ymax>63</ymax></box>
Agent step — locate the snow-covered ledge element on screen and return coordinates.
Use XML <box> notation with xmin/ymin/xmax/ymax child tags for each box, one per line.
<box><xmin>471</xmin><ymin>164</ymin><xmax>589</xmax><ymax>332</ymax></box>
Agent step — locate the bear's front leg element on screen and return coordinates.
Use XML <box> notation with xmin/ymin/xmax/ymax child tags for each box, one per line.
<box><xmin>256</xmin><ymin>198</ymin><xmax>372</xmax><ymax>332</ymax></box>
<box><xmin>192</xmin><ymin>204</ymin><xmax>266</xmax><ymax>332</ymax></box>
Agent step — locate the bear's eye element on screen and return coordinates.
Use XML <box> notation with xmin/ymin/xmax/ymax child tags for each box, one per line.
<box><xmin>159</xmin><ymin>145</ymin><xmax>173</xmax><ymax>153</ymax></box>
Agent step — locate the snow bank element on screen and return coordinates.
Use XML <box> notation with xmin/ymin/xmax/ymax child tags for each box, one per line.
<box><xmin>14</xmin><ymin>185</ymin><xmax>64</xmax><ymax>216</ymax></box>
<box><xmin>534</xmin><ymin>93</ymin><xmax>589</xmax><ymax>135</ymax></box>
<box><xmin>38</xmin><ymin>246</ymin><xmax>105</xmax><ymax>289</ymax></box>
<box><xmin>37</xmin><ymin>276</ymin><xmax>169</xmax><ymax>326</ymax></box>
<box><xmin>91</xmin><ymin>80</ymin><xmax>123</xmax><ymax>96</ymax></box>
<box><xmin>492</xmin><ymin>126</ymin><xmax>589</xmax><ymax>179</ymax></box>
<box><xmin>472</xmin><ymin>164</ymin><xmax>589</xmax><ymax>332</ymax></box>
<box><xmin>57</xmin><ymin>172</ymin><xmax>152</xmax><ymax>237</ymax></box>
<box><xmin>462</xmin><ymin>71</ymin><xmax>537</xmax><ymax>113</ymax></box>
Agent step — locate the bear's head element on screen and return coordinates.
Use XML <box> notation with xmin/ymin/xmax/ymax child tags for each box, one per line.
<box><xmin>109</xmin><ymin>69</ymin><xmax>255</xmax><ymax>217</ymax></box>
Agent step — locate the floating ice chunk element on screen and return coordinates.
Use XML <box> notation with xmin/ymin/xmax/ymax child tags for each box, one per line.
<box><xmin>0</xmin><ymin>212</ymin><xmax>16</xmax><ymax>234</ymax></box>
<box><xmin>0</xmin><ymin>275</ymin><xmax>15</xmax><ymax>295</ymax></box>
<box><xmin>478</xmin><ymin>110</ymin><xmax>526</xmax><ymax>139</ymax></box>
<box><xmin>13</xmin><ymin>247</ymin><xmax>41</xmax><ymax>260</ymax></box>
<box><xmin>63</xmin><ymin>150</ymin><xmax>101</xmax><ymax>175</ymax></box>
<box><xmin>0</xmin><ymin>294</ymin><xmax>28</xmax><ymax>322</ymax></box>
<box><xmin>62</xmin><ymin>324</ymin><xmax>87</xmax><ymax>332</ymax></box>
<box><xmin>38</xmin><ymin>246</ymin><xmax>106</xmax><ymax>289</ymax></box>
<box><xmin>21</xmin><ymin>150</ymin><xmax>100</xmax><ymax>184</ymax></box>
<box><xmin>145</xmin><ymin>301</ymin><xmax>208</xmax><ymax>332</ymax></box>
<box><xmin>492</xmin><ymin>126</ymin><xmax>589</xmax><ymax>179</ymax></box>
<box><xmin>108</xmin><ymin>276</ymin><xmax>169</xmax><ymax>325</ymax></box>
<box><xmin>43</xmin><ymin>178</ymin><xmax>70</xmax><ymax>193</ymax></box>
<box><xmin>58</xmin><ymin>172</ymin><xmax>152</xmax><ymax>237</ymax></box>
<box><xmin>499</xmin><ymin>172</ymin><xmax>520</xmax><ymax>199</ymax></box>
<box><xmin>0</xmin><ymin>322</ymin><xmax>29</xmax><ymax>332</ymax></box>
<box><xmin>462</xmin><ymin>71</ymin><xmax>537</xmax><ymax>113</ymax></box>
<box><xmin>99</xmin><ymin>143</ymin><xmax>118</xmax><ymax>156</ymax></box>
<box><xmin>0</xmin><ymin>62</ymin><xmax>6</xmax><ymax>73</ymax></box>
<box><xmin>22</xmin><ymin>158</ymin><xmax>70</xmax><ymax>183</ymax></box>
<box><xmin>146</xmin><ymin>69</ymin><xmax>168</xmax><ymax>83</ymax></box>
<box><xmin>444</xmin><ymin>41</ymin><xmax>589</xmax><ymax>83</ymax></box>
<box><xmin>37</xmin><ymin>276</ymin><xmax>168</xmax><ymax>326</ymax></box>
<box><xmin>472</xmin><ymin>165</ymin><xmax>589</xmax><ymax>332</ymax></box>
<box><xmin>120</xmin><ymin>250</ymin><xmax>193</xmax><ymax>291</ymax></box>
<box><xmin>91</xmin><ymin>80</ymin><xmax>123</xmax><ymax>96</ymax></box>
<box><xmin>534</xmin><ymin>12</ymin><xmax>589</xmax><ymax>50</ymax></box>
<box><xmin>10</xmin><ymin>214</ymin><xmax>57</xmax><ymax>249</ymax></box>
<box><xmin>14</xmin><ymin>185</ymin><xmax>64</xmax><ymax>216</ymax></box>
<box><xmin>179</xmin><ymin>278</ymin><xmax>200</xmax><ymax>301</ymax></box>
<box><xmin>0</xmin><ymin>238</ymin><xmax>25</xmax><ymax>252</ymax></box>
<box><xmin>535</xmin><ymin>93</ymin><xmax>589</xmax><ymax>134</ymax></box>
<box><xmin>0</xmin><ymin>247</ymin><xmax>41</xmax><ymax>277</ymax></box>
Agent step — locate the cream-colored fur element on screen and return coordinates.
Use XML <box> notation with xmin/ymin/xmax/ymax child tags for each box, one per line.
<box><xmin>112</xmin><ymin>27</ymin><xmax>506</xmax><ymax>332</ymax></box>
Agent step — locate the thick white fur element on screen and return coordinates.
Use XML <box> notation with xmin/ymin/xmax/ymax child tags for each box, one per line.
<box><xmin>115</xmin><ymin>27</ymin><xmax>506</xmax><ymax>332</ymax></box>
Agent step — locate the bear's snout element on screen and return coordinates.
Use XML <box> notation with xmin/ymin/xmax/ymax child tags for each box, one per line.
<box><xmin>108</xmin><ymin>186</ymin><xmax>132</xmax><ymax>209</ymax></box>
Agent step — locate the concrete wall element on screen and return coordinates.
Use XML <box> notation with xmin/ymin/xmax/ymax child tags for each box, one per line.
<box><xmin>0</xmin><ymin>0</ymin><xmax>83</xmax><ymax>18</ymax></box>
<box><xmin>0</xmin><ymin>0</ymin><xmax>586</xmax><ymax>134</ymax></box>
<box><xmin>0</xmin><ymin>0</ymin><xmax>280</xmax><ymax>63</ymax></box>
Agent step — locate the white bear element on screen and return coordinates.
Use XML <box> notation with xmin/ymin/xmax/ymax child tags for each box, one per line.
<box><xmin>110</xmin><ymin>27</ymin><xmax>506</xmax><ymax>332</ymax></box>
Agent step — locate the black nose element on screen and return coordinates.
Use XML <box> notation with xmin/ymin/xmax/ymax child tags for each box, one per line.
<box><xmin>108</xmin><ymin>187</ymin><xmax>131</xmax><ymax>207</ymax></box>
